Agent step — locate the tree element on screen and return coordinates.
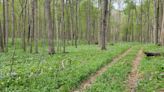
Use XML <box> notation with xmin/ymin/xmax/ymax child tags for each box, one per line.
<box><xmin>100</xmin><ymin>0</ymin><xmax>108</xmax><ymax>50</ymax></box>
<box><xmin>2</xmin><ymin>0</ymin><xmax>6</xmax><ymax>50</ymax></box>
<box><xmin>6</xmin><ymin>0</ymin><xmax>9</xmax><ymax>51</ymax></box>
<box><xmin>160</xmin><ymin>1</ymin><xmax>164</xmax><ymax>45</ymax></box>
<box><xmin>154</xmin><ymin>0</ymin><xmax>160</xmax><ymax>44</ymax></box>
<box><xmin>33</xmin><ymin>0</ymin><xmax>38</xmax><ymax>53</ymax></box>
<box><xmin>45</xmin><ymin>0</ymin><xmax>55</xmax><ymax>54</ymax></box>
<box><xmin>0</xmin><ymin>21</ymin><xmax>4</xmax><ymax>52</ymax></box>
<box><xmin>12</xmin><ymin>0</ymin><xmax>15</xmax><ymax>45</ymax></box>
<box><xmin>22</xmin><ymin>0</ymin><xmax>27</xmax><ymax>52</ymax></box>
<box><xmin>61</xmin><ymin>0</ymin><xmax>66</xmax><ymax>52</ymax></box>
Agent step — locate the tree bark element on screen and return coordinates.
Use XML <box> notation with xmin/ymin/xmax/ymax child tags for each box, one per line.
<box><xmin>100</xmin><ymin>0</ymin><xmax>108</xmax><ymax>50</ymax></box>
<box><xmin>154</xmin><ymin>0</ymin><xmax>160</xmax><ymax>44</ymax></box>
<box><xmin>0</xmin><ymin>21</ymin><xmax>4</xmax><ymax>52</ymax></box>
<box><xmin>160</xmin><ymin>0</ymin><xmax>164</xmax><ymax>45</ymax></box>
<box><xmin>45</xmin><ymin>0</ymin><xmax>55</xmax><ymax>54</ymax></box>
<box><xmin>12</xmin><ymin>0</ymin><xmax>15</xmax><ymax>46</ymax></box>
<box><xmin>33</xmin><ymin>0</ymin><xmax>38</xmax><ymax>53</ymax></box>
<box><xmin>5</xmin><ymin>0</ymin><xmax>9</xmax><ymax>52</ymax></box>
<box><xmin>3</xmin><ymin>0</ymin><xmax>6</xmax><ymax>49</ymax></box>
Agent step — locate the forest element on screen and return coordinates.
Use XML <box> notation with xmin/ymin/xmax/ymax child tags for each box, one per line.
<box><xmin>0</xmin><ymin>0</ymin><xmax>164</xmax><ymax>92</ymax></box>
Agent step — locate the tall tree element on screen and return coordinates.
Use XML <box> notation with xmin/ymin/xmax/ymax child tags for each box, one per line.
<box><xmin>3</xmin><ymin>0</ymin><xmax>6</xmax><ymax>49</ymax></box>
<box><xmin>33</xmin><ymin>0</ymin><xmax>38</xmax><ymax>53</ymax></box>
<box><xmin>75</xmin><ymin>0</ymin><xmax>78</xmax><ymax>48</ymax></box>
<box><xmin>22</xmin><ymin>0</ymin><xmax>28</xmax><ymax>52</ymax></box>
<box><xmin>160</xmin><ymin>1</ymin><xmax>164</xmax><ymax>45</ymax></box>
<box><xmin>154</xmin><ymin>0</ymin><xmax>160</xmax><ymax>44</ymax></box>
<box><xmin>45</xmin><ymin>0</ymin><xmax>55</xmax><ymax>54</ymax></box>
<box><xmin>11</xmin><ymin>0</ymin><xmax>15</xmax><ymax>45</ymax></box>
<box><xmin>140</xmin><ymin>0</ymin><xmax>143</xmax><ymax>42</ymax></box>
<box><xmin>5</xmin><ymin>0</ymin><xmax>9</xmax><ymax>51</ymax></box>
<box><xmin>61</xmin><ymin>0</ymin><xmax>66</xmax><ymax>52</ymax></box>
<box><xmin>0</xmin><ymin>21</ymin><xmax>4</xmax><ymax>52</ymax></box>
<box><xmin>100</xmin><ymin>0</ymin><xmax>108</xmax><ymax>50</ymax></box>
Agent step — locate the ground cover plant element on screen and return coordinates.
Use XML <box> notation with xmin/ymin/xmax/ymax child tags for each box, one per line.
<box><xmin>0</xmin><ymin>0</ymin><xmax>164</xmax><ymax>92</ymax></box>
<box><xmin>0</xmin><ymin>43</ymin><xmax>131</xmax><ymax>92</ymax></box>
<box><xmin>86</xmin><ymin>46</ymin><xmax>141</xmax><ymax>92</ymax></box>
<box><xmin>137</xmin><ymin>45</ymin><xmax>164</xmax><ymax>92</ymax></box>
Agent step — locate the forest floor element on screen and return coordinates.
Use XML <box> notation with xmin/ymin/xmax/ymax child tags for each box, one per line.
<box><xmin>0</xmin><ymin>43</ymin><xmax>163</xmax><ymax>92</ymax></box>
<box><xmin>73</xmin><ymin>48</ymin><xmax>132</xmax><ymax>92</ymax></box>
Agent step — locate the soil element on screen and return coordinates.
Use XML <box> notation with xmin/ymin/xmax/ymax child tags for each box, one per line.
<box><xmin>128</xmin><ymin>49</ymin><xmax>143</xmax><ymax>92</ymax></box>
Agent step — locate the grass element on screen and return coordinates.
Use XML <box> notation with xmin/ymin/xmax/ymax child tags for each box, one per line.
<box><xmin>86</xmin><ymin>46</ymin><xmax>141</xmax><ymax>92</ymax></box>
<box><xmin>137</xmin><ymin>44</ymin><xmax>164</xmax><ymax>92</ymax></box>
<box><xmin>0</xmin><ymin>43</ymin><xmax>131</xmax><ymax>92</ymax></box>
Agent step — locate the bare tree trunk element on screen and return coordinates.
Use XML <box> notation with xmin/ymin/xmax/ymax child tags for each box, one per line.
<box><xmin>160</xmin><ymin>1</ymin><xmax>164</xmax><ymax>45</ymax></box>
<box><xmin>5</xmin><ymin>0</ymin><xmax>9</xmax><ymax>52</ymax></box>
<box><xmin>61</xmin><ymin>0</ymin><xmax>66</xmax><ymax>52</ymax></box>
<box><xmin>140</xmin><ymin>0</ymin><xmax>143</xmax><ymax>43</ymax></box>
<box><xmin>69</xmin><ymin>0</ymin><xmax>74</xmax><ymax>46</ymax></box>
<box><xmin>86</xmin><ymin>0</ymin><xmax>91</xmax><ymax>45</ymax></box>
<box><xmin>3</xmin><ymin>0</ymin><xmax>6</xmax><ymax>48</ymax></box>
<box><xmin>33</xmin><ymin>0</ymin><xmax>38</xmax><ymax>53</ymax></box>
<box><xmin>22</xmin><ymin>0</ymin><xmax>28</xmax><ymax>52</ymax></box>
<box><xmin>30</xmin><ymin>0</ymin><xmax>34</xmax><ymax>53</ymax></box>
<box><xmin>27</xmin><ymin>0</ymin><xmax>30</xmax><ymax>45</ymax></box>
<box><xmin>45</xmin><ymin>0</ymin><xmax>55</xmax><ymax>54</ymax></box>
<box><xmin>0</xmin><ymin>21</ymin><xmax>4</xmax><ymax>52</ymax></box>
<box><xmin>147</xmin><ymin>0</ymin><xmax>151</xmax><ymax>42</ymax></box>
<box><xmin>12</xmin><ymin>0</ymin><xmax>15</xmax><ymax>46</ymax></box>
<box><xmin>75</xmin><ymin>0</ymin><xmax>78</xmax><ymax>48</ymax></box>
<box><xmin>154</xmin><ymin>0</ymin><xmax>160</xmax><ymax>44</ymax></box>
<box><xmin>101</xmin><ymin>0</ymin><xmax>108</xmax><ymax>50</ymax></box>
<box><xmin>127</xmin><ymin>10</ymin><xmax>131</xmax><ymax>42</ymax></box>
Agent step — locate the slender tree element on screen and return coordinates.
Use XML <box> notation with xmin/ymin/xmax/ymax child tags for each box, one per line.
<box><xmin>160</xmin><ymin>1</ymin><xmax>164</xmax><ymax>45</ymax></box>
<box><xmin>12</xmin><ymin>0</ymin><xmax>15</xmax><ymax>45</ymax></box>
<box><xmin>100</xmin><ymin>0</ymin><xmax>108</xmax><ymax>50</ymax></box>
<box><xmin>45</xmin><ymin>0</ymin><xmax>55</xmax><ymax>54</ymax></box>
<box><xmin>61</xmin><ymin>0</ymin><xmax>66</xmax><ymax>52</ymax></box>
<box><xmin>154</xmin><ymin>0</ymin><xmax>160</xmax><ymax>44</ymax></box>
<box><xmin>33</xmin><ymin>0</ymin><xmax>38</xmax><ymax>53</ymax></box>
<box><xmin>5</xmin><ymin>0</ymin><xmax>9</xmax><ymax>51</ymax></box>
<box><xmin>3</xmin><ymin>0</ymin><xmax>6</xmax><ymax>49</ymax></box>
<box><xmin>0</xmin><ymin>21</ymin><xmax>4</xmax><ymax>52</ymax></box>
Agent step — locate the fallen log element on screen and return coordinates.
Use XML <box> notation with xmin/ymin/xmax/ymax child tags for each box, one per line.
<box><xmin>144</xmin><ymin>52</ymin><xmax>161</xmax><ymax>57</ymax></box>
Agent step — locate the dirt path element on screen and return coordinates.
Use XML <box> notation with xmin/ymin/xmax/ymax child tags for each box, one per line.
<box><xmin>72</xmin><ymin>48</ymin><xmax>132</xmax><ymax>92</ymax></box>
<box><xmin>128</xmin><ymin>49</ymin><xmax>143</xmax><ymax>92</ymax></box>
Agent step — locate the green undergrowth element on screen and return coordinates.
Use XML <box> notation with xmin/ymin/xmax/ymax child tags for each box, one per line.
<box><xmin>137</xmin><ymin>45</ymin><xmax>164</xmax><ymax>92</ymax></box>
<box><xmin>86</xmin><ymin>46</ymin><xmax>141</xmax><ymax>92</ymax></box>
<box><xmin>0</xmin><ymin>43</ymin><xmax>131</xmax><ymax>92</ymax></box>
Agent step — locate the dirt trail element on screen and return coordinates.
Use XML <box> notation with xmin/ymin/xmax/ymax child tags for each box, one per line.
<box><xmin>128</xmin><ymin>49</ymin><xmax>143</xmax><ymax>92</ymax></box>
<box><xmin>72</xmin><ymin>48</ymin><xmax>132</xmax><ymax>92</ymax></box>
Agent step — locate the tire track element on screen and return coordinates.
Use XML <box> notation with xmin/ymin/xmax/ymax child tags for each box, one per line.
<box><xmin>72</xmin><ymin>48</ymin><xmax>132</xmax><ymax>92</ymax></box>
<box><xmin>128</xmin><ymin>49</ymin><xmax>143</xmax><ymax>92</ymax></box>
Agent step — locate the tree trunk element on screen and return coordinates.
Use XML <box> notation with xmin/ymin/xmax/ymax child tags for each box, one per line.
<box><xmin>160</xmin><ymin>1</ymin><xmax>164</xmax><ymax>45</ymax></box>
<box><xmin>45</xmin><ymin>0</ymin><xmax>55</xmax><ymax>54</ymax></box>
<box><xmin>22</xmin><ymin>0</ymin><xmax>28</xmax><ymax>52</ymax></box>
<box><xmin>147</xmin><ymin>0</ymin><xmax>151</xmax><ymax>42</ymax></box>
<box><xmin>140</xmin><ymin>0</ymin><xmax>143</xmax><ymax>43</ymax></box>
<box><xmin>75</xmin><ymin>0</ymin><xmax>78</xmax><ymax>48</ymax></box>
<box><xmin>100</xmin><ymin>0</ymin><xmax>108</xmax><ymax>50</ymax></box>
<box><xmin>61</xmin><ymin>0</ymin><xmax>66</xmax><ymax>52</ymax></box>
<box><xmin>3</xmin><ymin>0</ymin><xmax>6</xmax><ymax>49</ymax></box>
<box><xmin>12</xmin><ymin>0</ymin><xmax>15</xmax><ymax>46</ymax></box>
<box><xmin>154</xmin><ymin>0</ymin><xmax>160</xmax><ymax>44</ymax></box>
<box><xmin>0</xmin><ymin>21</ymin><xmax>4</xmax><ymax>52</ymax></box>
<box><xmin>33</xmin><ymin>0</ymin><xmax>38</xmax><ymax>53</ymax></box>
<box><xmin>5</xmin><ymin>0</ymin><xmax>9</xmax><ymax>52</ymax></box>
